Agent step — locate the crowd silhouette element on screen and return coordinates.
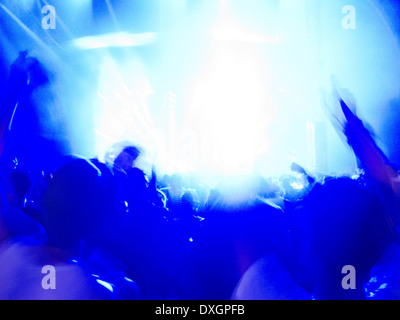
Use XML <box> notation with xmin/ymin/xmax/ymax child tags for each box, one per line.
<box><xmin>0</xmin><ymin>52</ymin><xmax>399</xmax><ymax>300</ymax></box>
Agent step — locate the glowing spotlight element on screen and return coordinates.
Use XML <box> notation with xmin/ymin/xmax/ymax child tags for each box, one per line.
<box><xmin>185</xmin><ymin>36</ymin><xmax>272</xmax><ymax>177</ymax></box>
<box><xmin>69</xmin><ymin>32</ymin><xmax>157</xmax><ymax>50</ymax></box>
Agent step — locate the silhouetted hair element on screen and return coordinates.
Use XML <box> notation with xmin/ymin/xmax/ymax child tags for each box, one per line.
<box><xmin>122</xmin><ymin>146</ymin><xmax>141</xmax><ymax>161</ymax></box>
<box><xmin>43</xmin><ymin>158</ymin><xmax>114</xmax><ymax>248</ymax></box>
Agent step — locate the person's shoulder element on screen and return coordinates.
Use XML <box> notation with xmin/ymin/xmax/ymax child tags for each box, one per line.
<box><xmin>128</xmin><ymin>167</ymin><xmax>146</xmax><ymax>177</ymax></box>
<box><xmin>231</xmin><ymin>254</ymin><xmax>312</xmax><ymax>300</ymax></box>
<box><xmin>0</xmin><ymin>242</ymin><xmax>116</xmax><ymax>300</ymax></box>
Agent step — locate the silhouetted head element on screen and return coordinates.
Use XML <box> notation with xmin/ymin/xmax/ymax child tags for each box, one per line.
<box><xmin>181</xmin><ymin>189</ymin><xmax>198</xmax><ymax>213</ymax></box>
<box><xmin>43</xmin><ymin>158</ymin><xmax>114</xmax><ymax>250</ymax></box>
<box><xmin>114</xmin><ymin>146</ymin><xmax>141</xmax><ymax>172</ymax></box>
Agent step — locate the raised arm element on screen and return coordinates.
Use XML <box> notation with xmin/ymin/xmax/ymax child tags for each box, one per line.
<box><xmin>327</xmin><ymin>92</ymin><xmax>400</xmax><ymax>231</ymax></box>
<box><xmin>340</xmin><ymin>98</ymin><xmax>397</xmax><ymax>187</ymax></box>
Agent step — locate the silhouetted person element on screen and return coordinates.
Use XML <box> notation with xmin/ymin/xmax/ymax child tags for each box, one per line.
<box><xmin>305</xmin><ymin>177</ymin><xmax>393</xmax><ymax>300</ymax></box>
<box><xmin>0</xmin><ymin>52</ymin><xmax>70</xmax><ymax>174</ymax></box>
<box><xmin>187</xmin><ymin>175</ymin><xmax>290</xmax><ymax>300</ymax></box>
<box><xmin>0</xmin><ymin>157</ymin><xmax>141</xmax><ymax>299</ymax></box>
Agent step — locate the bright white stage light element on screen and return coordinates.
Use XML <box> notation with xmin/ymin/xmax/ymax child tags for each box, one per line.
<box><xmin>83</xmin><ymin>0</ymin><xmax>400</xmax><ymax>182</ymax></box>
<box><xmin>69</xmin><ymin>32</ymin><xmax>157</xmax><ymax>50</ymax></box>
<box><xmin>184</xmin><ymin>39</ymin><xmax>272</xmax><ymax>177</ymax></box>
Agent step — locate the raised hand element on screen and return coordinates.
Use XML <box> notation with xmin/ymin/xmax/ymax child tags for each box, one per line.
<box><xmin>8</xmin><ymin>51</ymin><xmax>49</xmax><ymax>99</ymax></box>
